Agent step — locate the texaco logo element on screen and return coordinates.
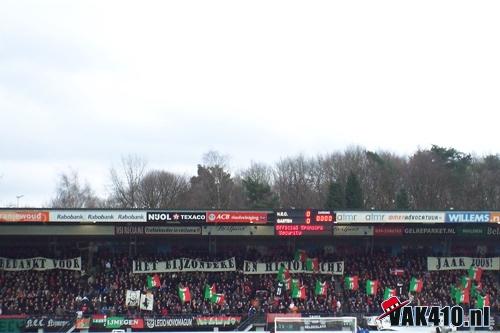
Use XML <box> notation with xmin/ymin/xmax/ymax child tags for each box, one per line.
<box><xmin>208</xmin><ymin>213</ymin><xmax>216</xmax><ymax>221</ymax></box>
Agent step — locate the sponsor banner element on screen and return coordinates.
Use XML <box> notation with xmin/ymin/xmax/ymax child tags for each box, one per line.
<box><xmin>105</xmin><ymin>317</ymin><xmax>144</xmax><ymax>329</ymax></box>
<box><xmin>427</xmin><ymin>257</ymin><xmax>500</xmax><ymax>271</ymax></box>
<box><xmin>206</xmin><ymin>211</ymin><xmax>269</xmax><ymax>224</ymax></box>
<box><xmin>91</xmin><ymin>314</ymin><xmax>106</xmax><ymax>326</ymax></box>
<box><xmin>24</xmin><ymin>317</ymin><xmax>71</xmax><ymax>331</ymax></box>
<box><xmin>196</xmin><ymin>316</ymin><xmax>242</xmax><ymax>327</ymax></box>
<box><xmin>0</xmin><ymin>317</ymin><xmax>25</xmax><ymax>333</ymax></box>
<box><xmin>145</xmin><ymin>226</ymin><xmax>201</xmax><ymax>235</ymax></box>
<box><xmin>333</xmin><ymin>226</ymin><xmax>374</xmax><ymax>236</ymax></box>
<box><xmin>144</xmin><ymin>316</ymin><xmax>194</xmax><ymax>329</ymax></box>
<box><xmin>456</xmin><ymin>226</ymin><xmax>487</xmax><ymax>236</ymax></box>
<box><xmin>267</xmin><ymin>313</ymin><xmax>301</xmax><ymax>324</ymax></box>
<box><xmin>0</xmin><ymin>210</ymin><xmax>49</xmax><ymax>223</ymax></box>
<box><xmin>115</xmin><ymin>226</ymin><xmax>144</xmax><ymax>235</ymax></box>
<box><xmin>490</xmin><ymin>212</ymin><xmax>500</xmax><ymax>223</ymax></box>
<box><xmin>336</xmin><ymin>211</ymin><xmax>445</xmax><ymax>223</ymax></box>
<box><xmin>487</xmin><ymin>226</ymin><xmax>500</xmax><ymax>237</ymax></box>
<box><xmin>114</xmin><ymin>225</ymin><xmax>203</xmax><ymax>235</ymax></box>
<box><xmin>0</xmin><ymin>257</ymin><xmax>81</xmax><ymax>271</ymax></box>
<box><xmin>202</xmin><ymin>225</ymin><xmax>274</xmax><ymax>236</ymax></box>
<box><xmin>243</xmin><ymin>260</ymin><xmax>344</xmax><ymax>275</ymax></box>
<box><xmin>445</xmin><ymin>211</ymin><xmax>490</xmax><ymax>223</ymax></box>
<box><xmin>50</xmin><ymin>210</ymin><xmax>146</xmax><ymax>222</ymax></box>
<box><xmin>403</xmin><ymin>227</ymin><xmax>456</xmax><ymax>235</ymax></box>
<box><xmin>146</xmin><ymin>211</ymin><xmax>206</xmax><ymax>223</ymax></box>
<box><xmin>133</xmin><ymin>258</ymin><xmax>236</xmax><ymax>273</ymax></box>
<box><xmin>374</xmin><ymin>226</ymin><xmax>403</xmax><ymax>236</ymax></box>
<box><xmin>75</xmin><ymin>318</ymin><xmax>90</xmax><ymax>330</ymax></box>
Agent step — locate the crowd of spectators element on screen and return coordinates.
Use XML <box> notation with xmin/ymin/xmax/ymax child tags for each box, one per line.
<box><xmin>0</xmin><ymin>246</ymin><xmax>498</xmax><ymax>318</ymax></box>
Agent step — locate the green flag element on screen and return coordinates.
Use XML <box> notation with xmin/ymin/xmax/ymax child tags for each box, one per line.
<box><xmin>384</xmin><ymin>288</ymin><xmax>396</xmax><ymax>300</ymax></box>
<box><xmin>476</xmin><ymin>294</ymin><xmax>490</xmax><ymax>308</ymax></box>
<box><xmin>204</xmin><ymin>284</ymin><xmax>216</xmax><ymax>300</ymax></box>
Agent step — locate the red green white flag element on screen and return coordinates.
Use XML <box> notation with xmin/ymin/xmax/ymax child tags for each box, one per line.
<box><xmin>454</xmin><ymin>288</ymin><xmax>470</xmax><ymax>304</ymax></box>
<box><xmin>178</xmin><ymin>286</ymin><xmax>191</xmax><ymax>303</ymax></box>
<box><xmin>366</xmin><ymin>280</ymin><xmax>379</xmax><ymax>295</ymax></box>
<box><xmin>390</xmin><ymin>268</ymin><xmax>404</xmax><ymax>276</ymax></box>
<box><xmin>409</xmin><ymin>277</ymin><xmax>423</xmax><ymax>293</ymax></box>
<box><xmin>204</xmin><ymin>283</ymin><xmax>216</xmax><ymax>300</ymax></box>
<box><xmin>384</xmin><ymin>288</ymin><xmax>396</xmax><ymax>300</ymax></box>
<box><xmin>292</xmin><ymin>283</ymin><xmax>306</xmax><ymax>299</ymax></box>
<box><xmin>344</xmin><ymin>276</ymin><xmax>359</xmax><ymax>290</ymax></box>
<box><xmin>146</xmin><ymin>274</ymin><xmax>161</xmax><ymax>289</ymax></box>
<box><xmin>294</xmin><ymin>250</ymin><xmax>307</xmax><ymax>262</ymax></box>
<box><xmin>211</xmin><ymin>293</ymin><xmax>225</xmax><ymax>305</ymax></box>
<box><xmin>277</xmin><ymin>264</ymin><xmax>291</xmax><ymax>282</ymax></box>
<box><xmin>476</xmin><ymin>294</ymin><xmax>490</xmax><ymax>308</ymax></box>
<box><xmin>468</xmin><ymin>267</ymin><xmax>483</xmax><ymax>282</ymax></box>
<box><xmin>306</xmin><ymin>258</ymin><xmax>319</xmax><ymax>272</ymax></box>
<box><xmin>461</xmin><ymin>276</ymin><xmax>472</xmax><ymax>290</ymax></box>
<box><xmin>315</xmin><ymin>281</ymin><xmax>327</xmax><ymax>297</ymax></box>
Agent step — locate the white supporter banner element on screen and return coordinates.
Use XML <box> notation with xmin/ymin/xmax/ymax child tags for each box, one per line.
<box><xmin>140</xmin><ymin>293</ymin><xmax>154</xmax><ymax>311</ymax></box>
<box><xmin>125</xmin><ymin>290</ymin><xmax>140</xmax><ymax>307</ymax></box>
<box><xmin>243</xmin><ymin>260</ymin><xmax>344</xmax><ymax>275</ymax></box>
<box><xmin>0</xmin><ymin>257</ymin><xmax>82</xmax><ymax>271</ymax></box>
<box><xmin>427</xmin><ymin>257</ymin><xmax>500</xmax><ymax>271</ymax></box>
<box><xmin>133</xmin><ymin>258</ymin><xmax>236</xmax><ymax>273</ymax></box>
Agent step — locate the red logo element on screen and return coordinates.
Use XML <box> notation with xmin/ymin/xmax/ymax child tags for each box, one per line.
<box><xmin>377</xmin><ymin>296</ymin><xmax>411</xmax><ymax>320</ymax></box>
<box><xmin>206</xmin><ymin>211</ymin><xmax>268</xmax><ymax>224</ymax></box>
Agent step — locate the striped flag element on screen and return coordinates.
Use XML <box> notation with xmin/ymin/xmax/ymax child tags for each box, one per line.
<box><xmin>277</xmin><ymin>265</ymin><xmax>290</xmax><ymax>282</ymax></box>
<box><xmin>294</xmin><ymin>250</ymin><xmax>307</xmax><ymax>262</ymax></box>
<box><xmin>461</xmin><ymin>276</ymin><xmax>472</xmax><ymax>290</ymax></box>
<box><xmin>409</xmin><ymin>277</ymin><xmax>423</xmax><ymax>293</ymax></box>
<box><xmin>178</xmin><ymin>286</ymin><xmax>191</xmax><ymax>303</ymax></box>
<box><xmin>468</xmin><ymin>267</ymin><xmax>483</xmax><ymax>282</ymax></box>
<box><xmin>384</xmin><ymin>288</ymin><xmax>396</xmax><ymax>300</ymax></box>
<box><xmin>344</xmin><ymin>276</ymin><xmax>359</xmax><ymax>290</ymax></box>
<box><xmin>315</xmin><ymin>281</ymin><xmax>327</xmax><ymax>297</ymax></box>
<box><xmin>454</xmin><ymin>288</ymin><xmax>470</xmax><ymax>304</ymax></box>
<box><xmin>366</xmin><ymin>280</ymin><xmax>379</xmax><ymax>295</ymax></box>
<box><xmin>306</xmin><ymin>258</ymin><xmax>319</xmax><ymax>272</ymax></box>
<box><xmin>211</xmin><ymin>293</ymin><xmax>225</xmax><ymax>305</ymax></box>
<box><xmin>476</xmin><ymin>294</ymin><xmax>490</xmax><ymax>308</ymax></box>
<box><xmin>204</xmin><ymin>284</ymin><xmax>216</xmax><ymax>300</ymax></box>
<box><xmin>146</xmin><ymin>274</ymin><xmax>161</xmax><ymax>289</ymax></box>
<box><xmin>292</xmin><ymin>283</ymin><xmax>306</xmax><ymax>299</ymax></box>
<box><xmin>390</xmin><ymin>268</ymin><xmax>404</xmax><ymax>276</ymax></box>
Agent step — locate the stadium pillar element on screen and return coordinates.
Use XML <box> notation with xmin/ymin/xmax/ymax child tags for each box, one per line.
<box><xmin>209</xmin><ymin>236</ymin><xmax>217</xmax><ymax>255</ymax></box>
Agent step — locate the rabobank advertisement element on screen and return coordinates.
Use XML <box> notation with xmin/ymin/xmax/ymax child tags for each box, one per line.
<box><xmin>445</xmin><ymin>211</ymin><xmax>490</xmax><ymax>223</ymax></box>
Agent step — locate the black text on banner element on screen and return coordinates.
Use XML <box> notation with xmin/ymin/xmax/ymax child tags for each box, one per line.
<box><xmin>133</xmin><ymin>258</ymin><xmax>236</xmax><ymax>273</ymax></box>
<box><xmin>243</xmin><ymin>260</ymin><xmax>344</xmax><ymax>275</ymax></box>
<box><xmin>427</xmin><ymin>257</ymin><xmax>500</xmax><ymax>271</ymax></box>
<box><xmin>0</xmin><ymin>257</ymin><xmax>81</xmax><ymax>271</ymax></box>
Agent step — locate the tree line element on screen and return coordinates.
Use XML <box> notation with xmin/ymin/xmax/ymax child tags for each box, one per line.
<box><xmin>50</xmin><ymin>146</ymin><xmax>500</xmax><ymax>210</ymax></box>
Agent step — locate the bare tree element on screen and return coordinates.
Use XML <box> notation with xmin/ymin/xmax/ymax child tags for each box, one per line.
<box><xmin>274</xmin><ymin>155</ymin><xmax>316</xmax><ymax>208</ymax></box>
<box><xmin>50</xmin><ymin>170</ymin><xmax>102</xmax><ymax>208</ymax></box>
<box><xmin>137</xmin><ymin>170</ymin><xmax>189</xmax><ymax>208</ymax></box>
<box><xmin>109</xmin><ymin>155</ymin><xmax>147</xmax><ymax>208</ymax></box>
<box><xmin>241</xmin><ymin>162</ymin><xmax>278</xmax><ymax>209</ymax></box>
<box><xmin>187</xmin><ymin>151</ymin><xmax>235</xmax><ymax>209</ymax></box>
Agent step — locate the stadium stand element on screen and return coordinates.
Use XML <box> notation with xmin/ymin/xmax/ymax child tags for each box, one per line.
<box><xmin>0</xmin><ymin>209</ymin><xmax>499</xmax><ymax>332</ymax></box>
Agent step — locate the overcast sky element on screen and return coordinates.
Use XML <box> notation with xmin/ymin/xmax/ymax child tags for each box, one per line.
<box><xmin>1</xmin><ymin>0</ymin><xmax>499</xmax><ymax>207</ymax></box>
